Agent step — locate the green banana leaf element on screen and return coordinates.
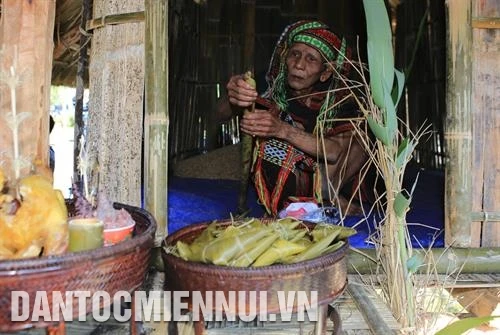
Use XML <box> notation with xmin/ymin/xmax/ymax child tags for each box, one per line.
<box><xmin>435</xmin><ymin>316</ymin><xmax>500</xmax><ymax>335</ymax></box>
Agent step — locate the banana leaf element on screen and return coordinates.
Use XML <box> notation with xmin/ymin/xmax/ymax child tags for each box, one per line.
<box><xmin>202</xmin><ymin>227</ymin><xmax>271</xmax><ymax>265</ymax></box>
<box><xmin>321</xmin><ymin>240</ymin><xmax>345</xmax><ymax>255</ymax></box>
<box><xmin>231</xmin><ymin>233</ymin><xmax>279</xmax><ymax>267</ymax></box>
<box><xmin>253</xmin><ymin>239</ymin><xmax>307</xmax><ymax>267</ymax></box>
<box><xmin>311</xmin><ymin>224</ymin><xmax>357</xmax><ymax>242</ymax></box>
<box><xmin>287</xmin><ymin>230</ymin><xmax>339</xmax><ymax>264</ymax></box>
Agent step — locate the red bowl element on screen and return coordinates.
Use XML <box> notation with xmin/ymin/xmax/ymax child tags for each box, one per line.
<box><xmin>103</xmin><ymin>222</ymin><xmax>135</xmax><ymax>246</ymax></box>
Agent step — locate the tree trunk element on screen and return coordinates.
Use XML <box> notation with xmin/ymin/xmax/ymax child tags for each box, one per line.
<box><xmin>0</xmin><ymin>0</ymin><xmax>55</xmax><ymax>182</ymax></box>
<box><xmin>87</xmin><ymin>0</ymin><xmax>145</xmax><ymax>206</ymax></box>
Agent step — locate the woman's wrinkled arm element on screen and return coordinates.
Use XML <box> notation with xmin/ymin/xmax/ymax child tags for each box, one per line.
<box><xmin>240</xmin><ymin>109</ymin><xmax>364</xmax><ymax>165</ymax></box>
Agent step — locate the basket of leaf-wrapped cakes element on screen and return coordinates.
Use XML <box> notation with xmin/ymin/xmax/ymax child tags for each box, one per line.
<box><xmin>161</xmin><ymin>217</ymin><xmax>356</xmax><ymax>315</ymax></box>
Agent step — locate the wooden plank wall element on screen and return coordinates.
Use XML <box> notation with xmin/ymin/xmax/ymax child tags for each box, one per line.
<box><xmin>472</xmin><ymin>0</ymin><xmax>500</xmax><ymax>247</ymax></box>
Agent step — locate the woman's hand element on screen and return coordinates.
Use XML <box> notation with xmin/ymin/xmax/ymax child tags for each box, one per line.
<box><xmin>226</xmin><ymin>74</ymin><xmax>258</xmax><ymax>107</ymax></box>
<box><xmin>240</xmin><ymin>110</ymin><xmax>286</xmax><ymax>138</ymax></box>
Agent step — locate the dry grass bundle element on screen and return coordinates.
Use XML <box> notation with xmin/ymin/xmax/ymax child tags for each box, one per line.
<box><xmin>313</xmin><ymin>0</ymin><xmax>435</xmax><ymax>332</ymax></box>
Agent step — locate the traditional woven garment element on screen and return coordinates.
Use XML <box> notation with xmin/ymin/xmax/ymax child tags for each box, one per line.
<box><xmin>252</xmin><ymin>20</ymin><xmax>356</xmax><ymax>216</ymax></box>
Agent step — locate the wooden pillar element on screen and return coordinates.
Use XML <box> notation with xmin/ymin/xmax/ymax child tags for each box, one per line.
<box><xmin>444</xmin><ymin>0</ymin><xmax>473</xmax><ymax>247</ymax></box>
<box><xmin>87</xmin><ymin>0</ymin><xmax>145</xmax><ymax>206</ymax></box>
<box><xmin>0</xmin><ymin>0</ymin><xmax>55</xmax><ymax>181</ymax></box>
<box><xmin>471</xmin><ymin>0</ymin><xmax>500</xmax><ymax>247</ymax></box>
<box><xmin>73</xmin><ymin>0</ymin><xmax>92</xmax><ymax>186</ymax></box>
<box><xmin>144</xmin><ymin>0</ymin><xmax>169</xmax><ymax>243</ymax></box>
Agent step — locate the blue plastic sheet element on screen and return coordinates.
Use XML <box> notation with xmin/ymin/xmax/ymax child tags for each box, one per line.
<box><xmin>167</xmin><ymin>166</ymin><xmax>444</xmax><ymax>248</ymax></box>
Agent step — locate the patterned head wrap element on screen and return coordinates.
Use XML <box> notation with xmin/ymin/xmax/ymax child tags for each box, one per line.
<box><xmin>263</xmin><ymin>20</ymin><xmax>352</xmax><ymax>125</ymax></box>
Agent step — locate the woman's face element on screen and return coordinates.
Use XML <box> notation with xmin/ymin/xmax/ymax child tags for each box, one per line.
<box><xmin>285</xmin><ymin>43</ymin><xmax>330</xmax><ymax>94</ymax></box>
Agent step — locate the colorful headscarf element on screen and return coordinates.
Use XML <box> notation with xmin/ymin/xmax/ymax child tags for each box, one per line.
<box><xmin>262</xmin><ymin>20</ymin><xmax>352</xmax><ymax>129</ymax></box>
<box><xmin>253</xmin><ymin>21</ymin><xmax>354</xmax><ymax>216</ymax></box>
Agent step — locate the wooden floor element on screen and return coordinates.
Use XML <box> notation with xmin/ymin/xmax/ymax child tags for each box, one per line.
<box><xmin>4</xmin><ymin>270</ymin><xmax>499</xmax><ymax>335</ymax></box>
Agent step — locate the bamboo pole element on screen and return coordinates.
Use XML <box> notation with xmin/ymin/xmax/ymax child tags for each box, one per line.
<box><xmin>237</xmin><ymin>0</ymin><xmax>256</xmax><ymax>215</ymax></box>
<box><xmin>73</xmin><ymin>0</ymin><xmax>92</xmax><ymax>186</ymax></box>
<box><xmin>86</xmin><ymin>11</ymin><xmax>144</xmax><ymax>31</ymax></box>
<box><xmin>348</xmin><ymin>247</ymin><xmax>500</xmax><ymax>274</ymax></box>
<box><xmin>444</xmin><ymin>0</ymin><xmax>473</xmax><ymax>247</ymax></box>
<box><xmin>348</xmin><ymin>283</ymin><xmax>397</xmax><ymax>334</ymax></box>
<box><xmin>472</xmin><ymin>0</ymin><xmax>500</xmax><ymax>248</ymax></box>
<box><xmin>144</xmin><ymin>0</ymin><xmax>168</xmax><ymax>255</ymax></box>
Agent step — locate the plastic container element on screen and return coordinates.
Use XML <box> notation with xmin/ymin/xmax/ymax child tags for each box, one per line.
<box><xmin>103</xmin><ymin>222</ymin><xmax>136</xmax><ymax>246</ymax></box>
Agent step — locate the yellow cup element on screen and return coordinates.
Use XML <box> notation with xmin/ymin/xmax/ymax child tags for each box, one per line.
<box><xmin>68</xmin><ymin>218</ymin><xmax>104</xmax><ymax>252</ymax></box>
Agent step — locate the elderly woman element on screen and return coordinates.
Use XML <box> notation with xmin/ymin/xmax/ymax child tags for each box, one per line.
<box><xmin>225</xmin><ymin>20</ymin><xmax>370</xmax><ymax>216</ymax></box>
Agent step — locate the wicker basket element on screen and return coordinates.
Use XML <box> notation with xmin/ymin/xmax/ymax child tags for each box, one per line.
<box><xmin>161</xmin><ymin>220</ymin><xmax>348</xmax><ymax>315</ymax></box>
<box><xmin>0</xmin><ymin>202</ymin><xmax>156</xmax><ymax>332</ymax></box>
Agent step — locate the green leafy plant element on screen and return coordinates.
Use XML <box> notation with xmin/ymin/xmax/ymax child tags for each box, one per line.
<box><xmin>435</xmin><ymin>316</ymin><xmax>500</xmax><ymax>335</ymax></box>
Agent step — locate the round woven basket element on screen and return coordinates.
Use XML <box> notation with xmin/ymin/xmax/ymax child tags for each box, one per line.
<box><xmin>0</xmin><ymin>202</ymin><xmax>156</xmax><ymax>332</ymax></box>
<box><xmin>162</xmin><ymin>220</ymin><xmax>348</xmax><ymax>315</ymax></box>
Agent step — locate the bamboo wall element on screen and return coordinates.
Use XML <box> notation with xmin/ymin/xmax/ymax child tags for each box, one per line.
<box><xmin>167</xmin><ymin>0</ymin><xmax>366</xmax><ymax>163</ymax></box>
<box><xmin>395</xmin><ymin>0</ymin><xmax>447</xmax><ymax>170</ymax></box>
<box><xmin>167</xmin><ymin>0</ymin><xmax>499</xmax><ymax>248</ymax></box>
<box><xmin>471</xmin><ymin>0</ymin><xmax>499</xmax><ymax>247</ymax></box>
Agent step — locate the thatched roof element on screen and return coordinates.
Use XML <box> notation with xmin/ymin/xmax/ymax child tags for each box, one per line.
<box><xmin>52</xmin><ymin>0</ymin><xmax>87</xmax><ymax>87</ymax></box>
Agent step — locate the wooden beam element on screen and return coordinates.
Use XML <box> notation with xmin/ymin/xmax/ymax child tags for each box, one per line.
<box><xmin>472</xmin><ymin>17</ymin><xmax>500</xmax><ymax>29</ymax></box>
<box><xmin>450</xmin><ymin>288</ymin><xmax>500</xmax><ymax>318</ymax></box>
<box><xmin>86</xmin><ymin>11</ymin><xmax>145</xmax><ymax>31</ymax></box>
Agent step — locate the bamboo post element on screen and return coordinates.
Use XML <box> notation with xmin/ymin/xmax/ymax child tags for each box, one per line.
<box><xmin>348</xmin><ymin>283</ymin><xmax>397</xmax><ymax>334</ymax></box>
<box><xmin>444</xmin><ymin>0</ymin><xmax>473</xmax><ymax>247</ymax></box>
<box><xmin>237</xmin><ymin>0</ymin><xmax>255</xmax><ymax>215</ymax></box>
<box><xmin>0</xmin><ymin>0</ymin><xmax>55</xmax><ymax>181</ymax></box>
<box><xmin>472</xmin><ymin>0</ymin><xmax>500</xmax><ymax>247</ymax></box>
<box><xmin>144</xmin><ymin>0</ymin><xmax>169</xmax><ymax>254</ymax></box>
<box><xmin>73</xmin><ymin>0</ymin><xmax>92</xmax><ymax>186</ymax></box>
<box><xmin>348</xmin><ymin>247</ymin><xmax>500</xmax><ymax>274</ymax></box>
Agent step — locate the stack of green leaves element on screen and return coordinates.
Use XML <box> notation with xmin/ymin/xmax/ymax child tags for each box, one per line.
<box><xmin>168</xmin><ymin>218</ymin><xmax>356</xmax><ymax>267</ymax></box>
